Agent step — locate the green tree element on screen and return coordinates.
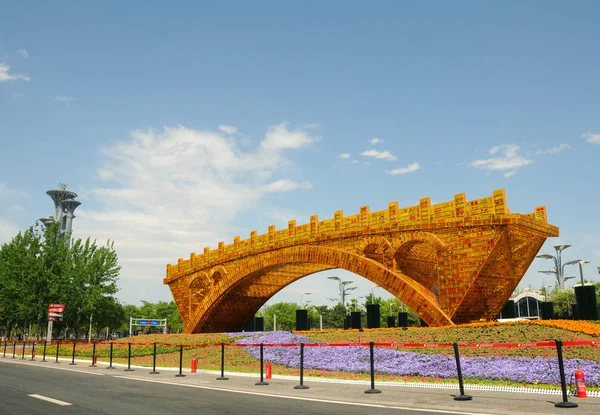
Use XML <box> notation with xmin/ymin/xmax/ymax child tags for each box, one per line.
<box><xmin>0</xmin><ymin>222</ymin><xmax>121</xmax><ymax>340</ymax></box>
<box><xmin>323</xmin><ymin>303</ymin><xmax>346</xmax><ymax>329</ymax></box>
<box><xmin>549</xmin><ymin>288</ymin><xmax>576</xmax><ymax>317</ymax></box>
<box><xmin>262</xmin><ymin>302</ymin><xmax>299</xmax><ymax>331</ymax></box>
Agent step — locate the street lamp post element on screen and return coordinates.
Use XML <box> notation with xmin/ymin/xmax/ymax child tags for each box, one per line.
<box><xmin>327</xmin><ymin>276</ymin><xmax>356</xmax><ymax>305</ymax></box>
<box><xmin>565</xmin><ymin>260</ymin><xmax>590</xmax><ymax>287</ymax></box>
<box><xmin>353</xmin><ymin>296</ymin><xmax>365</xmax><ymax>312</ymax></box>
<box><xmin>370</xmin><ymin>285</ymin><xmax>381</xmax><ymax>304</ymax></box>
<box><xmin>300</xmin><ymin>292</ymin><xmax>311</xmax><ymax>309</ymax></box>
<box><xmin>536</xmin><ymin>245</ymin><xmax>576</xmax><ymax>289</ymax></box>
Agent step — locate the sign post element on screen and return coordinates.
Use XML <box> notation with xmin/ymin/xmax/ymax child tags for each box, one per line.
<box><xmin>129</xmin><ymin>318</ymin><xmax>167</xmax><ymax>335</ymax></box>
<box><xmin>46</xmin><ymin>304</ymin><xmax>65</xmax><ymax>343</ymax></box>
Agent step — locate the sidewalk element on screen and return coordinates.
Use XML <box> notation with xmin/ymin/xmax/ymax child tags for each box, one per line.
<box><xmin>2</xmin><ymin>356</ymin><xmax>599</xmax><ymax>415</ymax></box>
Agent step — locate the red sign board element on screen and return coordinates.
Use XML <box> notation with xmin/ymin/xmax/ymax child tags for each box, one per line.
<box><xmin>47</xmin><ymin>316</ymin><xmax>63</xmax><ymax>322</ymax></box>
<box><xmin>48</xmin><ymin>304</ymin><xmax>66</xmax><ymax>313</ymax></box>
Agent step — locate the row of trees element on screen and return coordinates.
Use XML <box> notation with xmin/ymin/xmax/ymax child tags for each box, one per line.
<box><xmin>0</xmin><ymin>222</ymin><xmax>184</xmax><ymax>340</ymax></box>
<box><xmin>257</xmin><ymin>295</ymin><xmax>420</xmax><ymax>331</ymax></box>
<box><xmin>0</xmin><ymin>223</ymin><xmax>121</xmax><ymax>340</ymax></box>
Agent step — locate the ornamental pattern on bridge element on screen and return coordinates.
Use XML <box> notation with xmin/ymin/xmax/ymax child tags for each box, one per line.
<box><xmin>164</xmin><ymin>189</ymin><xmax>558</xmax><ymax>333</ymax></box>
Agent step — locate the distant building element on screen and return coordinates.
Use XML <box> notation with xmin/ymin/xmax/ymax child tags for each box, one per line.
<box><xmin>39</xmin><ymin>183</ymin><xmax>81</xmax><ymax>245</ymax></box>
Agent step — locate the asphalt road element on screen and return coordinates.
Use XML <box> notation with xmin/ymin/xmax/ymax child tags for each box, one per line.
<box><xmin>0</xmin><ymin>362</ymin><xmax>474</xmax><ymax>415</ymax></box>
<box><xmin>2</xmin><ymin>358</ymin><xmax>600</xmax><ymax>415</ymax></box>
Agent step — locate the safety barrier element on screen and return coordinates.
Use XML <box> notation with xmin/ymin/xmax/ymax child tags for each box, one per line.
<box><xmin>2</xmin><ymin>338</ymin><xmax>599</xmax><ymax>408</ymax></box>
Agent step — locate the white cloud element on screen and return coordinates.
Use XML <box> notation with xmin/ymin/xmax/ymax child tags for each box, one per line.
<box><xmin>263</xmin><ymin>179</ymin><xmax>311</xmax><ymax>192</ymax></box>
<box><xmin>219</xmin><ymin>125</ymin><xmax>238</xmax><ymax>134</ymax></box>
<box><xmin>0</xmin><ymin>183</ymin><xmax>28</xmax><ymax>245</ymax></box>
<box><xmin>260</xmin><ymin>122</ymin><xmax>317</xmax><ymax>151</ymax></box>
<box><xmin>504</xmin><ymin>171</ymin><xmax>516</xmax><ymax>178</ymax></box>
<box><xmin>351</xmin><ymin>160</ymin><xmax>359</xmax><ymax>164</ymax></box>
<box><xmin>16</xmin><ymin>49</ymin><xmax>28</xmax><ymax>58</ymax></box>
<box><xmin>534</xmin><ymin>143</ymin><xmax>570</xmax><ymax>155</ymax></box>
<box><xmin>12</xmin><ymin>93</ymin><xmax>23</xmax><ymax>98</ymax></box>
<box><xmin>583</xmin><ymin>132</ymin><xmax>600</xmax><ymax>144</ymax></box>
<box><xmin>339</xmin><ymin>153</ymin><xmax>350</xmax><ymax>159</ymax></box>
<box><xmin>370</xmin><ymin>138</ymin><xmax>383</xmax><ymax>145</ymax></box>
<box><xmin>54</xmin><ymin>95</ymin><xmax>75</xmax><ymax>104</ymax></box>
<box><xmin>77</xmin><ymin>123</ymin><xmax>316</xmax><ymax>302</ymax></box>
<box><xmin>360</xmin><ymin>149</ymin><xmax>397</xmax><ymax>161</ymax></box>
<box><xmin>0</xmin><ymin>64</ymin><xmax>30</xmax><ymax>82</ymax></box>
<box><xmin>386</xmin><ymin>162</ymin><xmax>421</xmax><ymax>175</ymax></box>
<box><xmin>0</xmin><ymin>219</ymin><xmax>20</xmax><ymax>245</ymax></box>
<box><xmin>0</xmin><ymin>182</ymin><xmax>28</xmax><ymax>198</ymax></box>
<box><xmin>468</xmin><ymin>144</ymin><xmax>533</xmax><ymax>171</ymax></box>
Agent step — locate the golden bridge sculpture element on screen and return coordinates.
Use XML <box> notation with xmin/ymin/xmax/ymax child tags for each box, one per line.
<box><xmin>164</xmin><ymin>189</ymin><xmax>558</xmax><ymax>333</ymax></box>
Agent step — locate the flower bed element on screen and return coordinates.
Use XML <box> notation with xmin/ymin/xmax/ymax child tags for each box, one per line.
<box><xmin>235</xmin><ymin>331</ymin><xmax>600</xmax><ymax>387</ymax></box>
<box><xmin>27</xmin><ymin>320</ymin><xmax>600</xmax><ymax>389</ymax></box>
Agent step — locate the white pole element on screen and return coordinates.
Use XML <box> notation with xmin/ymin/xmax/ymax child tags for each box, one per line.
<box><xmin>273</xmin><ymin>314</ymin><xmax>276</xmax><ymax>331</ymax></box>
<box><xmin>46</xmin><ymin>320</ymin><xmax>53</xmax><ymax>343</ymax></box>
<box><xmin>129</xmin><ymin>317</ymin><xmax>132</xmax><ymax>337</ymax></box>
<box><xmin>319</xmin><ymin>314</ymin><xmax>323</xmax><ymax>330</ymax></box>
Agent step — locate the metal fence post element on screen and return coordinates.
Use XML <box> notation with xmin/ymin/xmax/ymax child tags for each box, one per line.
<box><xmin>364</xmin><ymin>342</ymin><xmax>381</xmax><ymax>394</ymax></box>
<box><xmin>217</xmin><ymin>343</ymin><xmax>228</xmax><ymax>380</ymax></box>
<box><xmin>294</xmin><ymin>343</ymin><xmax>309</xmax><ymax>389</ymax></box>
<box><xmin>255</xmin><ymin>343</ymin><xmax>268</xmax><ymax>386</ymax></box>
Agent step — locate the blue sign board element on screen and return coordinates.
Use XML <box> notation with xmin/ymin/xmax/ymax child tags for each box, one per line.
<box><xmin>137</xmin><ymin>319</ymin><xmax>161</xmax><ymax>326</ymax></box>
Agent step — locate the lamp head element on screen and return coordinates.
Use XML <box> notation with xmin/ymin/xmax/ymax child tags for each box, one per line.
<box><xmin>538</xmin><ymin>270</ymin><xmax>556</xmax><ymax>275</ymax></box>
<box><xmin>554</xmin><ymin>245</ymin><xmax>571</xmax><ymax>252</ymax></box>
<box><xmin>536</xmin><ymin>254</ymin><xmax>554</xmax><ymax>260</ymax></box>
<box><xmin>564</xmin><ymin>260</ymin><xmax>582</xmax><ymax>266</ymax></box>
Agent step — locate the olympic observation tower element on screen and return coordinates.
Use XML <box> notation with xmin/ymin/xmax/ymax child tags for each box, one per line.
<box><xmin>39</xmin><ymin>183</ymin><xmax>81</xmax><ymax>245</ymax></box>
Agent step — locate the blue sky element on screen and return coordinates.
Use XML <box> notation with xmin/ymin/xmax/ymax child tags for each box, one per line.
<box><xmin>1</xmin><ymin>1</ymin><xmax>598</xmax><ymax>309</ymax></box>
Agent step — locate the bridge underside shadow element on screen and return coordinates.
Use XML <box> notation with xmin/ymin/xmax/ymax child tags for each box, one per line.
<box><xmin>194</xmin><ymin>263</ymin><xmax>334</xmax><ymax>333</ymax></box>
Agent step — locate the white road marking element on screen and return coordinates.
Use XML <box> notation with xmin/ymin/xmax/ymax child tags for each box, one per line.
<box><xmin>28</xmin><ymin>394</ymin><xmax>72</xmax><ymax>406</ymax></box>
<box><xmin>113</xmin><ymin>376</ymin><xmax>497</xmax><ymax>415</ymax></box>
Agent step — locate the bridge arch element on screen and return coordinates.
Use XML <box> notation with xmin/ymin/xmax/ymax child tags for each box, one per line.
<box><xmin>187</xmin><ymin>244</ymin><xmax>453</xmax><ymax>333</ymax></box>
<box><xmin>356</xmin><ymin>236</ymin><xmax>392</xmax><ymax>265</ymax></box>
<box><xmin>188</xmin><ymin>272</ymin><xmax>211</xmax><ymax>318</ymax></box>
<box><xmin>389</xmin><ymin>232</ymin><xmax>446</xmax><ymax>300</ymax></box>
<box><xmin>209</xmin><ymin>265</ymin><xmax>228</xmax><ymax>285</ymax></box>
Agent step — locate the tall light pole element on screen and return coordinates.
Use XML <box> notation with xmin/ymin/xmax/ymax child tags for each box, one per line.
<box><xmin>565</xmin><ymin>260</ymin><xmax>590</xmax><ymax>287</ymax></box>
<box><xmin>370</xmin><ymin>285</ymin><xmax>381</xmax><ymax>304</ymax></box>
<box><xmin>300</xmin><ymin>292</ymin><xmax>311</xmax><ymax>309</ymax></box>
<box><xmin>541</xmin><ymin>278</ymin><xmax>553</xmax><ymax>302</ymax></box>
<box><xmin>536</xmin><ymin>244</ymin><xmax>575</xmax><ymax>289</ymax></box>
<box><xmin>327</xmin><ymin>276</ymin><xmax>356</xmax><ymax>305</ymax></box>
<box><xmin>352</xmin><ymin>296</ymin><xmax>365</xmax><ymax>312</ymax></box>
